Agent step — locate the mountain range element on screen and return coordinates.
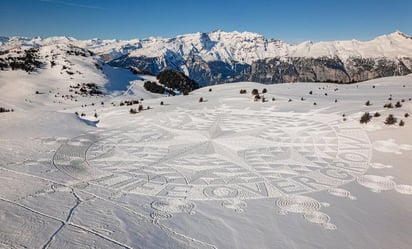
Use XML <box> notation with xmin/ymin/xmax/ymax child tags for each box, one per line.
<box><xmin>1</xmin><ymin>30</ymin><xmax>412</xmax><ymax>85</ymax></box>
<box><xmin>1</xmin><ymin>30</ymin><xmax>412</xmax><ymax>249</ymax></box>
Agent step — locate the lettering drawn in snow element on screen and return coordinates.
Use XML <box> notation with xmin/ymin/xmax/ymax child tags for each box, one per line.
<box><xmin>51</xmin><ymin>106</ymin><xmax>412</xmax><ymax>231</ymax></box>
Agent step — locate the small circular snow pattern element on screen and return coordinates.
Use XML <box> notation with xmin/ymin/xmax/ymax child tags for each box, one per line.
<box><xmin>275</xmin><ymin>195</ymin><xmax>322</xmax><ymax>214</ymax></box>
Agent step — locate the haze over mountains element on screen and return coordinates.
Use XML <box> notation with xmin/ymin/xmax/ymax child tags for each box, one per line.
<box><xmin>1</xmin><ymin>30</ymin><xmax>412</xmax><ymax>86</ymax></box>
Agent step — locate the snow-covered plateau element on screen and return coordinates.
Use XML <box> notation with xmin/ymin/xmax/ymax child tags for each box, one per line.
<box><xmin>0</xmin><ymin>34</ymin><xmax>412</xmax><ymax>248</ymax></box>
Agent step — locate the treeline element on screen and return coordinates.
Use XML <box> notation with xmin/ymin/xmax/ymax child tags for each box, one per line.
<box><xmin>0</xmin><ymin>107</ymin><xmax>13</xmax><ymax>113</ymax></box>
<box><xmin>156</xmin><ymin>70</ymin><xmax>199</xmax><ymax>93</ymax></box>
<box><xmin>143</xmin><ymin>70</ymin><xmax>199</xmax><ymax>95</ymax></box>
<box><xmin>0</xmin><ymin>48</ymin><xmax>43</xmax><ymax>72</ymax></box>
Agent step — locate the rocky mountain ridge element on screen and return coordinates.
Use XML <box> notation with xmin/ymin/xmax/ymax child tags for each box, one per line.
<box><xmin>1</xmin><ymin>30</ymin><xmax>412</xmax><ymax>85</ymax></box>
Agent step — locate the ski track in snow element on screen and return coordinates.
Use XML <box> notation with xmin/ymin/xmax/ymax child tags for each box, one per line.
<box><xmin>0</xmin><ymin>166</ymin><xmax>215</xmax><ymax>249</ymax></box>
<box><xmin>1</xmin><ymin>68</ymin><xmax>412</xmax><ymax>248</ymax></box>
<box><xmin>46</xmin><ymin>104</ymin><xmax>376</xmax><ymax>234</ymax></box>
<box><xmin>3</xmin><ymin>104</ymin><xmax>375</xmax><ymax>246</ymax></box>
<box><xmin>0</xmin><ymin>196</ymin><xmax>133</xmax><ymax>249</ymax></box>
<box><xmin>41</xmin><ymin>190</ymin><xmax>82</xmax><ymax>249</ymax></box>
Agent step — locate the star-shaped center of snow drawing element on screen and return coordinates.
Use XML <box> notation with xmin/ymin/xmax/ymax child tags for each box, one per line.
<box><xmin>54</xmin><ymin>106</ymin><xmax>372</xmax><ymax>200</ymax></box>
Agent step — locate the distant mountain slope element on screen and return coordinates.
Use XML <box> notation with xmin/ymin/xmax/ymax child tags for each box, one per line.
<box><xmin>1</xmin><ymin>30</ymin><xmax>412</xmax><ymax>85</ymax></box>
<box><xmin>0</xmin><ymin>42</ymin><xmax>162</xmax><ymax>111</ymax></box>
<box><xmin>106</xmin><ymin>30</ymin><xmax>412</xmax><ymax>63</ymax></box>
<box><xmin>103</xmin><ymin>30</ymin><xmax>412</xmax><ymax>85</ymax></box>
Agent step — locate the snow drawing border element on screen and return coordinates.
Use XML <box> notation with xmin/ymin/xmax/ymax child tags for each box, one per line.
<box><xmin>53</xmin><ymin>107</ymin><xmax>372</xmax><ymax>201</ymax></box>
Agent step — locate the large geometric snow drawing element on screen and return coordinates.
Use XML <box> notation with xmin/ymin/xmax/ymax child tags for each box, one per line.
<box><xmin>53</xmin><ymin>107</ymin><xmax>371</xmax><ymax>200</ymax></box>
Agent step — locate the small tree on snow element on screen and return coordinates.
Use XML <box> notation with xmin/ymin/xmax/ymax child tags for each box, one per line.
<box><xmin>360</xmin><ymin>112</ymin><xmax>371</xmax><ymax>124</ymax></box>
<box><xmin>385</xmin><ymin>114</ymin><xmax>397</xmax><ymax>125</ymax></box>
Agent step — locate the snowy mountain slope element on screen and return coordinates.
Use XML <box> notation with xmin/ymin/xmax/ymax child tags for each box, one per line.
<box><xmin>1</xmin><ymin>73</ymin><xmax>412</xmax><ymax>248</ymax></box>
<box><xmin>104</xmin><ymin>30</ymin><xmax>412</xmax><ymax>85</ymax></box>
<box><xmin>0</xmin><ymin>42</ymin><xmax>162</xmax><ymax>114</ymax></box>
<box><xmin>291</xmin><ymin>31</ymin><xmax>412</xmax><ymax>60</ymax></box>
<box><xmin>121</xmin><ymin>30</ymin><xmax>412</xmax><ymax>63</ymax></box>
<box><xmin>1</xmin><ymin>31</ymin><xmax>412</xmax><ymax>85</ymax></box>
<box><xmin>2</xmin><ymin>30</ymin><xmax>412</xmax><ymax>64</ymax></box>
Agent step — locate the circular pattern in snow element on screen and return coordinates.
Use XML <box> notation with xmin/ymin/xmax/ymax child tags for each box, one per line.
<box><xmin>321</xmin><ymin>222</ymin><xmax>338</xmax><ymax>230</ymax></box>
<box><xmin>221</xmin><ymin>199</ymin><xmax>247</xmax><ymax>213</ymax></box>
<box><xmin>150</xmin><ymin>211</ymin><xmax>173</xmax><ymax>220</ymax></box>
<box><xmin>370</xmin><ymin>162</ymin><xmax>392</xmax><ymax>169</ymax></box>
<box><xmin>372</xmin><ymin>139</ymin><xmax>412</xmax><ymax>155</ymax></box>
<box><xmin>357</xmin><ymin>175</ymin><xmax>396</xmax><ymax>192</ymax></box>
<box><xmin>327</xmin><ymin>188</ymin><xmax>356</xmax><ymax>200</ymax></box>
<box><xmin>54</xmin><ymin>106</ymin><xmax>372</xmax><ymax>200</ymax></box>
<box><xmin>151</xmin><ymin>199</ymin><xmax>195</xmax><ymax>214</ymax></box>
<box><xmin>276</xmin><ymin>195</ymin><xmax>336</xmax><ymax>230</ymax></box>
<box><xmin>275</xmin><ymin>195</ymin><xmax>321</xmax><ymax>214</ymax></box>
<box><xmin>303</xmin><ymin>211</ymin><xmax>331</xmax><ymax>224</ymax></box>
<box><xmin>395</xmin><ymin>184</ymin><xmax>412</xmax><ymax>195</ymax></box>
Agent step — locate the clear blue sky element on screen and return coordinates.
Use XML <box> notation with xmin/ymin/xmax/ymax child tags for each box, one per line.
<box><xmin>1</xmin><ymin>0</ymin><xmax>411</xmax><ymax>43</ymax></box>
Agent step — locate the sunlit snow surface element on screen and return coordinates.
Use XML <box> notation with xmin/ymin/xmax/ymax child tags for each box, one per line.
<box><xmin>1</xmin><ymin>70</ymin><xmax>412</xmax><ymax>248</ymax></box>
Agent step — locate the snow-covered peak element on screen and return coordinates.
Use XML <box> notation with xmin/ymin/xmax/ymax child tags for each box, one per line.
<box><xmin>116</xmin><ymin>30</ymin><xmax>412</xmax><ymax>63</ymax></box>
<box><xmin>40</xmin><ymin>36</ymin><xmax>78</xmax><ymax>45</ymax></box>
<box><xmin>389</xmin><ymin>30</ymin><xmax>412</xmax><ymax>39</ymax></box>
<box><xmin>122</xmin><ymin>30</ymin><xmax>291</xmax><ymax>63</ymax></box>
<box><xmin>1</xmin><ymin>30</ymin><xmax>412</xmax><ymax>63</ymax></box>
<box><xmin>289</xmin><ymin>31</ymin><xmax>412</xmax><ymax>60</ymax></box>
